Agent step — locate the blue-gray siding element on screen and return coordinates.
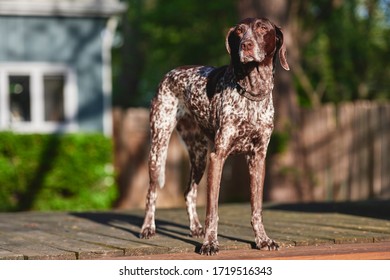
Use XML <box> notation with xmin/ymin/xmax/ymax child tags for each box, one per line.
<box><xmin>0</xmin><ymin>16</ymin><xmax>107</xmax><ymax>132</ymax></box>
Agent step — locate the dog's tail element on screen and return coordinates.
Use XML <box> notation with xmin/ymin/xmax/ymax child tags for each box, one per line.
<box><xmin>148</xmin><ymin>85</ymin><xmax>180</xmax><ymax>189</ymax></box>
<box><xmin>148</xmin><ymin>137</ymin><xmax>169</xmax><ymax>189</ymax></box>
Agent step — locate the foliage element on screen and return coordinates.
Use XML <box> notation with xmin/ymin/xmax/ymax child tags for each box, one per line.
<box><xmin>113</xmin><ymin>0</ymin><xmax>389</xmax><ymax>108</ymax></box>
<box><xmin>0</xmin><ymin>132</ymin><xmax>117</xmax><ymax>212</ymax></box>
<box><xmin>296</xmin><ymin>0</ymin><xmax>390</xmax><ymax>106</ymax></box>
<box><xmin>113</xmin><ymin>0</ymin><xmax>238</xmax><ymax>107</ymax></box>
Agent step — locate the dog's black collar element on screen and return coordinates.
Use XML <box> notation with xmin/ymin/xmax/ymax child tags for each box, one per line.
<box><xmin>235</xmin><ymin>82</ymin><xmax>268</xmax><ymax>102</ymax></box>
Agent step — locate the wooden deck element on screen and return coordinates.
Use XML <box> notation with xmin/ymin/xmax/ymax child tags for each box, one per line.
<box><xmin>0</xmin><ymin>201</ymin><xmax>390</xmax><ymax>260</ymax></box>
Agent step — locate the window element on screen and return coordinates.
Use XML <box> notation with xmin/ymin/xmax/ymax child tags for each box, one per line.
<box><xmin>9</xmin><ymin>75</ymin><xmax>31</xmax><ymax>122</ymax></box>
<box><xmin>0</xmin><ymin>63</ymin><xmax>78</xmax><ymax>133</ymax></box>
<box><xmin>44</xmin><ymin>75</ymin><xmax>65</xmax><ymax>122</ymax></box>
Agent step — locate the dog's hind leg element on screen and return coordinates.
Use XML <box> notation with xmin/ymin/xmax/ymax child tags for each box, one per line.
<box><xmin>177</xmin><ymin>116</ymin><xmax>208</xmax><ymax>238</ymax></box>
<box><xmin>140</xmin><ymin>92</ymin><xmax>179</xmax><ymax>239</ymax></box>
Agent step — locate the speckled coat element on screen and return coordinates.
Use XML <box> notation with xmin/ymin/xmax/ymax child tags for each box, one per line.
<box><xmin>140</xmin><ymin>17</ymin><xmax>290</xmax><ymax>255</ymax></box>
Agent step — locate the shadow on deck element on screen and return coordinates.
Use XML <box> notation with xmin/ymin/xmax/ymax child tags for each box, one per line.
<box><xmin>0</xmin><ymin>200</ymin><xmax>389</xmax><ymax>260</ymax></box>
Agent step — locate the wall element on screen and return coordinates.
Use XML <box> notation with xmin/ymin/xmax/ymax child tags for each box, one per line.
<box><xmin>0</xmin><ymin>16</ymin><xmax>106</xmax><ymax>132</ymax></box>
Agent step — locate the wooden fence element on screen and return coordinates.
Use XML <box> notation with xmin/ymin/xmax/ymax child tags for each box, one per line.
<box><xmin>113</xmin><ymin>101</ymin><xmax>390</xmax><ymax>209</ymax></box>
<box><xmin>300</xmin><ymin>101</ymin><xmax>390</xmax><ymax>201</ymax></box>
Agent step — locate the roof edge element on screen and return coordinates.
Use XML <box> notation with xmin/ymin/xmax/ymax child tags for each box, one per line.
<box><xmin>0</xmin><ymin>1</ymin><xmax>127</xmax><ymax>17</ymax></box>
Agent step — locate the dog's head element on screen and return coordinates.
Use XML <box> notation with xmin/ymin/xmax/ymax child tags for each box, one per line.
<box><xmin>226</xmin><ymin>18</ymin><xmax>289</xmax><ymax>77</ymax></box>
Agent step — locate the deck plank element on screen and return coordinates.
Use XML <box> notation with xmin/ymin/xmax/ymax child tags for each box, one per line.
<box><xmin>0</xmin><ymin>201</ymin><xmax>389</xmax><ymax>259</ymax></box>
<box><xmin>115</xmin><ymin>242</ymin><xmax>390</xmax><ymax>260</ymax></box>
<box><xmin>0</xmin><ymin>247</ymin><xmax>24</xmax><ymax>260</ymax></box>
<box><xmin>0</xmin><ymin>232</ymin><xmax>76</xmax><ymax>260</ymax></box>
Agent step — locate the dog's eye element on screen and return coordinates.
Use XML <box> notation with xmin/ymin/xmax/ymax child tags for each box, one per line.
<box><xmin>256</xmin><ymin>22</ymin><xmax>268</xmax><ymax>32</ymax></box>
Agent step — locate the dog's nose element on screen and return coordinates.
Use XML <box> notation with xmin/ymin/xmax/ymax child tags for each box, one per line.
<box><xmin>241</xmin><ymin>40</ymin><xmax>254</xmax><ymax>51</ymax></box>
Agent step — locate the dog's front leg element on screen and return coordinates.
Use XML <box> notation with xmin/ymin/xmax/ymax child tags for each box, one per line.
<box><xmin>246</xmin><ymin>152</ymin><xmax>279</xmax><ymax>250</ymax></box>
<box><xmin>199</xmin><ymin>150</ymin><xmax>226</xmax><ymax>255</ymax></box>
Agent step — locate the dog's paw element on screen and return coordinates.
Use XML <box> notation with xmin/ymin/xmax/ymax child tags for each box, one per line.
<box><xmin>139</xmin><ymin>227</ymin><xmax>156</xmax><ymax>239</ymax></box>
<box><xmin>190</xmin><ymin>227</ymin><xmax>205</xmax><ymax>238</ymax></box>
<box><xmin>255</xmin><ymin>238</ymin><xmax>279</xmax><ymax>251</ymax></box>
<box><xmin>199</xmin><ymin>240</ymin><xmax>219</xmax><ymax>255</ymax></box>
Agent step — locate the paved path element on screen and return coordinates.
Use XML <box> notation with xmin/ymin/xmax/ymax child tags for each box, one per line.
<box><xmin>0</xmin><ymin>201</ymin><xmax>389</xmax><ymax>260</ymax></box>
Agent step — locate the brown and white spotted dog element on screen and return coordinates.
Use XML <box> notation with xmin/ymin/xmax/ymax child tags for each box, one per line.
<box><xmin>140</xmin><ymin>17</ymin><xmax>290</xmax><ymax>255</ymax></box>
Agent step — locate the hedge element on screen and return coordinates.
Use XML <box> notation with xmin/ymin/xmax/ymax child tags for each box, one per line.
<box><xmin>0</xmin><ymin>132</ymin><xmax>117</xmax><ymax>211</ymax></box>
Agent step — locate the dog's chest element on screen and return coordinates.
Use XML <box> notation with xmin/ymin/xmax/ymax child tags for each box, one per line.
<box><xmin>216</xmin><ymin>91</ymin><xmax>274</xmax><ymax>152</ymax></box>
<box><xmin>185</xmin><ymin>75</ymin><xmax>274</xmax><ymax>151</ymax></box>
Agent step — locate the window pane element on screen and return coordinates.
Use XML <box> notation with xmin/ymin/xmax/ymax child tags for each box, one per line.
<box><xmin>9</xmin><ymin>75</ymin><xmax>31</xmax><ymax>122</ymax></box>
<box><xmin>44</xmin><ymin>75</ymin><xmax>65</xmax><ymax>122</ymax></box>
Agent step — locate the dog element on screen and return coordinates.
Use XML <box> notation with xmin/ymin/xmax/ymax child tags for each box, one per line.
<box><xmin>140</xmin><ymin>17</ymin><xmax>289</xmax><ymax>255</ymax></box>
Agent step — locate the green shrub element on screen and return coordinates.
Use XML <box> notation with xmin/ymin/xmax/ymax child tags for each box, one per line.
<box><xmin>0</xmin><ymin>132</ymin><xmax>117</xmax><ymax>211</ymax></box>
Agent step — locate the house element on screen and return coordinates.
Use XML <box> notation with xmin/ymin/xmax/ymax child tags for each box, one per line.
<box><xmin>0</xmin><ymin>0</ymin><xmax>126</xmax><ymax>135</ymax></box>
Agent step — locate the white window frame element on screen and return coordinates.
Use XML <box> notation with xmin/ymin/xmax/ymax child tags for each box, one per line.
<box><xmin>0</xmin><ymin>62</ymin><xmax>78</xmax><ymax>133</ymax></box>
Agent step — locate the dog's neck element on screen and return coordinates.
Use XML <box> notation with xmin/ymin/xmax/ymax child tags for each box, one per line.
<box><xmin>231</xmin><ymin>62</ymin><xmax>274</xmax><ymax>101</ymax></box>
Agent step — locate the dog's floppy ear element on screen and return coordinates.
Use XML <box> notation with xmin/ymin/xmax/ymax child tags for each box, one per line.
<box><xmin>275</xmin><ymin>26</ymin><xmax>290</xmax><ymax>71</ymax></box>
<box><xmin>225</xmin><ymin>27</ymin><xmax>236</xmax><ymax>54</ymax></box>
<box><xmin>225</xmin><ymin>26</ymin><xmax>245</xmax><ymax>78</ymax></box>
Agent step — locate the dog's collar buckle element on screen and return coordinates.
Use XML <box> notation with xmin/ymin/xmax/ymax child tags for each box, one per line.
<box><xmin>235</xmin><ymin>82</ymin><xmax>267</xmax><ymax>102</ymax></box>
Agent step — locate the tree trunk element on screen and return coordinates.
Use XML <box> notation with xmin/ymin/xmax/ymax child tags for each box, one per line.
<box><xmin>115</xmin><ymin>5</ymin><xmax>145</xmax><ymax>108</ymax></box>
